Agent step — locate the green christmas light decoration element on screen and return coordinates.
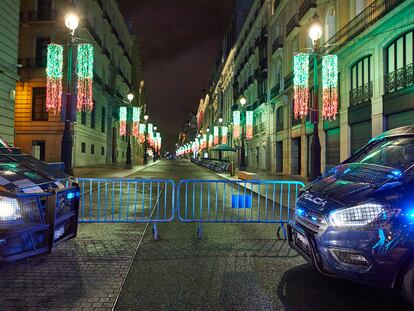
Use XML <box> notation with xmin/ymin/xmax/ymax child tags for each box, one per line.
<box><xmin>139</xmin><ymin>123</ymin><xmax>146</xmax><ymax>143</ymax></box>
<box><xmin>76</xmin><ymin>43</ymin><xmax>94</xmax><ymax>111</ymax></box>
<box><xmin>233</xmin><ymin>111</ymin><xmax>240</xmax><ymax>139</ymax></box>
<box><xmin>213</xmin><ymin>126</ymin><xmax>219</xmax><ymax>145</ymax></box>
<box><xmin>46</xmin><ymin>44</ymin><xmax>64</xmax><ymax>113</ymax></box>
<box><xmin>208</xmin><ymin>134</ymin><xmax>213</xmax><ymax>148</ymax></box>
<box><xmin>246</xmin><ymin>111</ymin><xmax>253</xmax><ymax>140</ymax></box>
<box><xmin>221</xmin><ymin>126</ymin><xmax>228</xmax><ymax>145</ymax></box>
<box><xmin>132</xmin><ymin>107</ymin><xmax>141</xmax><ymax>138</ymax></box>
<box><xmin>148</xmin><ymin>123</ymin><xmax>154</xmax><ymax>147</ymax></box>
<box><xmin>293</xmin><ymin>53</ymin><xmax>310</xmax><ymax>119</ymax></box>
<box><xmin>322</xmin><ymin>55</ymin><xmax>338</xmax><ymax>120</ymax></box>
<box><xmin>119</xmin><ymin>106</ymin><xmax>127</xmax><ymax>136</ymax></box>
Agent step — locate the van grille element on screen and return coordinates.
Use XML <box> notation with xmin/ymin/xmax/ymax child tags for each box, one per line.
<box><xmin>295</xmin><ymin>205</ymin><xmax>327</xmax><ymax>235</ymax></box>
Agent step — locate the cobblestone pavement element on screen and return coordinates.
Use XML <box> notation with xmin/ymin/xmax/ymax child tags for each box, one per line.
<box><xmin>0</xmin><ymin>223</ymin><xmax>146</xmax><ymax>311</ymax></box>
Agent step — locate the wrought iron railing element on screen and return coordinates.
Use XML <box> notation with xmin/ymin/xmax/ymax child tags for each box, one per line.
<box><xmin>286</xmin><ymin>14</ymin><xmax>299</xmax><ymax>37</ymax></box>
<box><xmin>321</xmin><ymin>0</ymin><xmax>404</xmax><ymax>54</ymax></box>
<box><xmin>299</xmin><ymin>0</ymin><xmax>316</xmax><ymax>21</ymax></box>
<box><xmin>271</xmin><ymin>83</ymin><xmax>280</xmax><ymax>99</ymax></box>
<box><xmin>349</xmin><ymin>81</ymin><xmax>373</xmax><ymax>106</ymax></box>
<box><xmin>384</xmin><ymin>63</ymin><xmax>414</xmax><ymax>94</ymax></box>
<box><xmin>19</xmin><ymin>57</ymin><xmax>46</xmax><ymax>68</ymax></box>
<box><xmin>20</xmin><ymin>10</ymin><xmax>57</xmax><ymax>22</ymax></box>
<box><xmin>276</xmin><ymin>121</ymin><xmax>284</xmax><ymax>132</ymax></box>
<box><xmin>272</xmin><ymin>36</ymin><xmax>284</xmax><ymax>54</ymax></box>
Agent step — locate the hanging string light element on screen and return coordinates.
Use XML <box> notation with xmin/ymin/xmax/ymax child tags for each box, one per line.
<box><xmin>322</xmin><ymin>54</ymin><xmax>338</xmax><ymax>120</ymax></box>
<box><xmin>233</xmin><ymin>111</ymin><xmax>240</xmax><ymax>139</ymax></box>
<box><xmin>76</xmin><ymin>43</ymin><xmax>94</xmax><ymax>111</ymax></box>
<box><xmin>139</xmin><ymin>123</ymin><xmax>146</xmax><ymax>143</ymax></box>
<box><xmin>119</xmin><ymin>106</ymin><xmax>127</xmax><ymax>136</ymax></box>
<box><xmin>46</xmin><ymin>44</ymin><xmax>64</xmax><ymax>113</ymax></box>
<box><xmin>202</xmin><ymin>134</ymin><xmax>207</xmax><ymax>150</ymax></box>
<box><xmin>293</xmin><ymin>53</ymin><xmax>310</xmax><ymax>119</ymax></box>
<box><xmin>246</xmin><ymin>111</ymin><xmax>253</xmax><ymax>140</ymax></box>
<box><xmin>221</xmin><ymin>126</ymin><xmax>228</xmax><ymax>145</ymax></box>
<box><xmin>147</xmin><ymin>123</ymin><xmax>153</xmax><ymax>146</ymax></box>
<box><xmin>213</xmin><ymin>126</ymin><xmax>219</xmax><ymax>145</ymax></box>
<box><xmin>132</xmin><ymin>107</ymin><xmax>141</xmax><ymax>138</ymax></box>
<box><xmin>208</xmin><ymin>134</ymin><xmax>213</xmax><ymax>148</ymax></box>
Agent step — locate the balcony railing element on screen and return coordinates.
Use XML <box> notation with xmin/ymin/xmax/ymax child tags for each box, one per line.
<box><xmin>286</xmin><ymin>14</ymin><xmax>299</xmax><ymax>37</ymax></box>
<box><xmin>272</xmin><ymin>36</ymin><xmax>284</xmax><ymax>54</ymax></box>
<box><xmin>321</xmin><ymin>0</ymin><xmax>404</xmax><ymax>54</ymax></box>
<box><xmin>83</xmin><ymin>18</ymin><xmax>102</xmax><ymax>47</ymax></box>
<box><xmin>384</xmin><ymin>63</ymin><xmax>414</xmax><ymax>94</ymax></box>
<box><xmin>270</xmin><ymin>83</ymin><xmax>280</xmax><ymax>99</ymax></box>
<box><xmin>349</xmin><ymin>81</ymin><xmax>373</xmax><ymax>106</ymax></box>
<box><xmin>20</xmin><ymin>10</ymin><xmax>57</xmax><ymax>22</ymax></box>
<box><xmin>276</xmin><ymin>121</ymin><xmax>284</xmax><ymax>132</ymax></box>
<box><xmin>284</xmin><ymin>72</ymin><xmax>293</xmax><ymax>89</ymax></box>
<box><xmin>19</xmin><ymin>57</ymin><xmax>46</xmax><ymax>69</ymax></box>
<box><xmin>299</xmin><ymin>0</ymin><xmax>316</xmax><ymax>21</ymax></box>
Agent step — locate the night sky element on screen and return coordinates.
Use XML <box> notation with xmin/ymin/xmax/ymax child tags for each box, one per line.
<box><xmin>119</xmin><ymin>0</ymin><xmax>235</xmax><ymax>152</ymax></box>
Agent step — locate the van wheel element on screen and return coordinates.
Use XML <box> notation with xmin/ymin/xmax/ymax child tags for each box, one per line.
<box><xmin>401</xmin><ymin>261</ymin><xmax>414</xmax><ymax>306</ymax></box>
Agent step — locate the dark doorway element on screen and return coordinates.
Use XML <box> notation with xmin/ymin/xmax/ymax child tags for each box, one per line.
<box><xmin>291</xmin><ymin>137</ymin><xmax>301</xmax><ymax>175</ymax></box>
<box><xmin>276</xmin><ymin>141</ymin><xmax>283</xmax><ymax>173</ymax></box>
<box><xmin>32</xmin><ymin>141</ymin><xmax>45</xmax><ymax>161</ymax></box>
<box><xmin>37</xmin><ymin>0</ymin><xmax>52</xmax><ymax>20</ymax></box>
<box><xmin>112</xmin><ymin>127</ymin><xmax>117</xmax><ymax>163</ymax></box>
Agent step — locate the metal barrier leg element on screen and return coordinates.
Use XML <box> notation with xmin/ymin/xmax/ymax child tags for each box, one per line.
<box><xmin>197</xmin><ymin>222</ymin><xmax>203</xmax><ymax>239</ymax></box>
<box><xmin>152</xmin><ymin>223</ymin><xmax>159</xmax><ymax>241</ymax></box>
<box><xmin>277</xmin><ymin>223</ymin><xmax>287</xmax><ymax>240</ymax></box>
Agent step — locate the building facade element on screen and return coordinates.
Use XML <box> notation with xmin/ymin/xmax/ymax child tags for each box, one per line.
<box><xmin>196</xmin><ymin>0</ymin><xmax>414</xmax><ymax>179</ymax></box>
<box><xmin>15</xmin><ymin>0</ymin><xmax>145</xmax><ymax>167</ymax></box>
<box><xmin>0</xmin><ymin>0</ymin><xmax>20</xmax><ymax>144</ymax></box>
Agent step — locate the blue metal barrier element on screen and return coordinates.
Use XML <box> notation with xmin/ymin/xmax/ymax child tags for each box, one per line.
<box><xmin>77</xmin><ymin>178</ymin><xmax>175</xmax><ymax>239</ymax></box>
<box><xmin>176</xmin><ymin>179</ymin><xmax>305</xmax><ymax>239</ymax></box>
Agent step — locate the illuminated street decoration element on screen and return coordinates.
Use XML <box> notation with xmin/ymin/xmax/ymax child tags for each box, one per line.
<box><xmin>293</xmin><ymin>53</ymin><xmax>310</xmax><ymax>119</ymax></box>
<box><xmin>139</xmin><ymin>123</ymin><xmax>146</xmax><ymax>143</ymax></box>
<box><xmin>202</xmin><ymin>134</ymin><xmax>207</xmax><ymax>150</ymax></box>
<box><xmin>213</xmin><ymin>126</ymin><xmax>219</xmax><ymax>145</ymax></box>
<box><xmin>221</xmin><ymin>126</ymin><xmax>228</xmax><ymax>145</ymax></box>
<box><xmin>208</xmin><ymin>134</ymin><xmax>213</xmax><ymax>148</ymax></box>
<box><xmin>76</xmin><ymin>43</ymin><xmax>94</xmax><ymax>111</ymax></box>
<box><xmin>46</xmin><ymin>44</ymin><xmax>63</xmax><ymax>113</ymax></box>
<box><xmin>246</xmin><ymin>111</ymin><xmax>253</xmax><ymax>140</ymax></box>
<box><xmin>148</xmin><ymin>123</ymin><xmax>153</xmax><ymax>146</ymax></box>
<box><xmin>322</xmin><ymin>54</ymin><xmax>338</xmax><ymax>120</ymax></box>
<box><xmin>119</xmin><ymin>106</ymin><xmax>127</xmax><ymax>136</ymax></box>
<box><xmin>132</xmin><ymin>107</ymin><xmax>141</xmax><ymax>138</ymax></box>
<box><xmin>233</xmin><ymin>111</ymin><xmax>240</xmax><ymax>139</ymax></box>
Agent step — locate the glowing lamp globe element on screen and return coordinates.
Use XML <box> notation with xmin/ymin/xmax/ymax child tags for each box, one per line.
<box><xmin>144</xmin><ymin>114</ymin><xmax>149</xmax><ymax>121</ymax></box>
<box><xmin>127</xmin><ymin>92</ymin><xmax>134</xmax><ymax>102</ymax></box>
<box><xmin>308</xmin><ymin>14</ymin><xmax>322</xmax><ymax>44</ymax></box>
<box><xmin>218</xmin><ymin>117</ymin><xmax>223</xmax><ymax>124</ymax></box>
<box><xmin>65</xmin><ymin>13</ymin><xmax>79</xmax><ymax>33</ymax></box>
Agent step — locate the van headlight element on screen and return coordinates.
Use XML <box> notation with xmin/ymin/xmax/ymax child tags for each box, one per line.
<box><xmin>0</xmin><ymin>197</ymin><xmax>21</xmax><ymax>223</ymax></box>
<box><xmin>328</xmin><ymin>203</ymin><xmax>384</xmax><ymax>228</ymax></box>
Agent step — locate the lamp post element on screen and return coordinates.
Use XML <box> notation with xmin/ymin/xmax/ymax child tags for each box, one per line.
<box><xmin>125</xmin><ymin>92</ymin><xmax>134</xmax><ymax>169</ymax></box>
<box><xmin>143</xmin><ymin>114</ymin><xmax>148</xmax><ymax>164</ymax></box>
<box><xmin>308</xmin><ymin>13</ymin><xmax>323</xmax><ymax>181</ymax></box>
<box><xmin>218</xmin><ymin>117</ymin><xmax>223</xmax><ymax>160</ymax></box>
<box><xmin>206</xmin><ymin>127</ymin><xmax>210</xmax><ymax>158</ymax></box>
<box><xmin>61</xmin><ymin>10</ymin><xmax>79</xmax><ymax>175</ymax></box>
<box><xmin>153</xmin><ymin>126</ymin><xmax>157</xmax><ymax>162</ymax></box>
<box><xmin>239</xmin><ymin>96</ymin><xmax>247</xmax><ymax>171</ymax></box>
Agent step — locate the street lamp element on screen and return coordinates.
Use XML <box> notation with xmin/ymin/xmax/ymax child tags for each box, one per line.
<box><xmin>239</xmin><ymin>96</ymin><xmax>247</xmax><ymax>171</ymax></box>
<box><xmin>61</xmin><ymin>9</ymin><xmax>79</xmax><ymax>175</ymax></box>
<box><xmin>308</xmin><ymin>13</ymin><xmax>322</xmax><ymax>181</ymax></box>
<box><xmin>125</xmin><ymin>92</ymin><xmax>134</xmax><ymax>169</ymax></box>
<box><xmin>153</xmin><ymin>126</ymin><xmax>158</xmax><ymax>161</ymax></box>
<box><xmin>218</xmin><ymin>117</ymin><xmax>223</xmax><ymax>124</ymax></box>
<box><xmin>143</xmin><ymin>114</ymin><xmax>149</xmax><ymax>164</ymax></box>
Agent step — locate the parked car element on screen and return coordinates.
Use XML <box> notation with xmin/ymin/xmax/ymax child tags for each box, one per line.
<box><xmin>288</xmin><ymin>126</ymin><xmax>414</xmax><ymax>305</ymax></box>
<box><xmin>0</xmin><ymin>137</ymin><xmax>79</xmax><ymax>262</ymax></box>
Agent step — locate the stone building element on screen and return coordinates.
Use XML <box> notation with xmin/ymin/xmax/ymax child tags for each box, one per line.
<box><xmin>15</xmin><ymin>0</ymin><xmax>145</xmax><ymax>167</ymax></box>
<box><xmin>0</xmin><ymin>1</ymin><xmax>20</xmax><ymax>144</ymax></box>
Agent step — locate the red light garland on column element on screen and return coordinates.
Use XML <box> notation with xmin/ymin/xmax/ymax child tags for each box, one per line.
<box><xmin>119</xmin><ymin>106</ymin><xmax>127</xmax><ymax>136</ymax></box>
<box><xmin>76</xmin><ymin>44</ymin><xmax>94</xmax><ymax>111</ymax></box>
<box><xmin>293</xmin><ymin>53</ymin><xmax>310</xmax><ymax>119</ymax></box>
<box><xmin>132</xmin><ymin>107</ymin><xmax>140</xmax><ymax>138</ymax></box>
<box><xmin>322</xmin><ymin>55</ymin><xmax>338</xmax><ymax>120</ymax></box>
<box><xmin>46</xmin><ymin>44</ymin><xmax>63</xmax><ymax>113</ymax></box>
<box><xmin>246</xmin><ymin>111</ymin><xmax>253</xmax><ymax>140</ymax></box>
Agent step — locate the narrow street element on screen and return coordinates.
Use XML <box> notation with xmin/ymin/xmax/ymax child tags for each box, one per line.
<box><xmin>114</xmin><ymin>160</ymin><xmax>411</xmax><ymax>311</ymax></box>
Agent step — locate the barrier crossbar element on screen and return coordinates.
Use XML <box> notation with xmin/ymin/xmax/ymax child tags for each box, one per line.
<box><xmin>77</xmin><ymin>178</ymin><xmax>175</xmax><ymax>239</ymax></box>
<box><xmin>176</xmin><ymin>179</ymin><xmax>305</xmax><ymax>238</ymax></box>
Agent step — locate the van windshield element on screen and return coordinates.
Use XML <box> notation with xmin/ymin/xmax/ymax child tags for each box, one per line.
<box><xmin>351</xmin><ymin>136</ymin><xmax>414</xmax><ymax>170</ymax></box>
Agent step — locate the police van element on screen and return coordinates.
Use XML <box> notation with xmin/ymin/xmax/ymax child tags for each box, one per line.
<box><xmin>288</xmin><ymin>126</ymin><xmax>414</xmax><ymax>305</ymax></box>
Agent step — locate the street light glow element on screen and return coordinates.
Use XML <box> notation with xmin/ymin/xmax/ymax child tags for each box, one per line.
<box><xmin>127</xmin><ymin>92</ymin><xmax>134</xmax><ymax>102</ymax></box>
<box><xmin>65</xmin><ymin>13</ymin><xmax>79</xmax><ymax>34</ymax></box>
<box><xmin>154</xmin><ymin>126</ymin><xmax>158</xmax><ymax>131</ymax></box>
<box><xmin>308</xmin><ymin>13</ymin><xmax>322</xmax><ymax>45</ymax></box>
<box><xmin>218</xmin><ymin>117</ymin><xmax>223</xmax><ymax>124</ymax></box>
<box><xmin>144</xmin><ymin>114</ymin><xmax>149</xmax><ymax>121</ymax></box>
<box><xmin>206</xmin><ymin>127</ymin><xmax>210</xmax><ymax>133</ymax></box>
<box><xmin>240</xmin><ymin>96</ymin><xmax>247</xmax><ymax>106</ymax></box>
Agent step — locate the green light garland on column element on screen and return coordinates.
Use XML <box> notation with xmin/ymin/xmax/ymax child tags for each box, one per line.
<box><xmin>132</xmin><ymin>107</ymin><xmax>141</xmax><ymax>138</ymax></box>
<box><xmin>76</xmin><ymin>43</ymin><xmax>94</xmax><ymax>111</ymax></box>
<box><xmin>119</xmin><ymin>106</ymin><xmax>127</xmax><ymax>136</ymax></box>
<box><xmin>322</xmin><ymin>54</ymin><xmax>338</xmax><ymax>120</ymax></box>
<box><xmin>233</xmin><ymin>111</ymin><xmax>240</xmax><ymax>139</ymax></box>
<box><xmin>246</xmin><ymin>111</ymin><xmax>253</xmax><ymax>140</ymax></box>
<box><xmin>293</xmin><ymin>53</ymin><xmax>310</xmax><ymax>119</ymax></box>
<box><xmin>221</xmin><ymin>126</ymin><xmax>228</xmax><ymax>145</ymax></box>
<box><xmin>213</xmin><ymin>126</ymin><xmax>219</xmax><ymax>145</ymax></box>
<box><xmin>46</xmin><ymin>44</ymin><xmax>64</xmax><ymax>113</ymax></box>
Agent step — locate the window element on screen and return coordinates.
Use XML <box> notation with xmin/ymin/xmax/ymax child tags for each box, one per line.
<box><xmin>37</xmin><ymin>0</ymin><xmax>52</xmax><ymax>20</ymax></box>
<box><xmin>35</xmin><ymin>37</ymin><xmax>50</xmax><ymax>67</ymax></box>
<box><xmin>350</xmin><ymin>56</ymin><xmax>372</xmax><ymax>105</ymax></box>
<box><xmin>81</xmin><ymin>111</ymin><xmax>86</xmax><ymax>125</ymax></box>
<box><xmin>91</xmin><ymin>105</ymin><xmax>96</xmax><ymax>129</ymax></box>
<box><xmin>101</xmin><ymin>146</ymin><xmax>105</xmax><ymax>156</ymax></box>
<box><xmin>101</xmin><ymin>107</ymin><xmax>106</xmax><ymax>132</ymax></box>
<box><xmin>324</xmin><ymin>7</ymin><xmax>336</xmax><ymax>42</ymax></box>
<box><xmin>91</xmin><ymin>144</ymin><xmax>95</xmax><ymax>154</ymax></box>
<box><xmin>81</xmin><ymin>143</ymin><xmax>86</xmax><ymax>153</ymax></box>
<box><xmin>32</xmin><ymin>87</ymin><xmax>48</xmax><ymax>121</ymax></box>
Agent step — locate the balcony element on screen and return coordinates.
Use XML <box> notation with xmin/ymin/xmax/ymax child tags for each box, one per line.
<box><xmin>94</xmin><ymin>73</ymin><xmax>103</xmax><ymax>87</ymax></box>
<box><xmin>104</xmin><ymin>84</ymin><xmax>113</xmax><ymax>96</ymax></box>
<box><xmin>321</xmin><ymin>0</ymin><xmax>405</xmax><ymax>54</ymax></box>
<box><xmin>273</xmin><ymin>0</ymin><xmax>281</xmax><ymax>13</ymax></box>
<box><xmin>270</xmin><ymin>83</ymin><xmax>281</xmax><ymax>99</ymax></box>
<box><xmin>284</xmin><ymin>72</ymin><xmax>294</xmax><ymax>90</ymax></box>
<box><xmin>102</xmin><ymin>46</ymin><xmax>110</xmax><ymax>60</ymax></box>
<box><xmin>286</xmin><ymin>14</ymin><xmax>299</xmax><ymax>38</ymax></box>
<box><xmin>276</xmin><ymin>121</ymin><xmax>284</xmax><ymax>132</ymax></box>
<box><xmin>349</xmin><ymin>81</ymin><xmax>373</xmax><ymax>106</ymax></box>
<box><xmin>19</xmin><ymin>57</ymin><xmax>46</xmax><ymax>69</ymax></box>
<box><xmin>96</xmin><ymin>0</ymin><xmax>104</xmax><ymax>10</ymax></box>
<box><xmin>298</xmin><ymin>0</ymin><xmax>316</xmax><ymax>23</ymax></box>
<box><xmin>272</xmin><ymin>36</ymin><xmax>284</xmax><ymax>54</ymax></box>
<box><xmin>83</xmin><ymin>18</ymin><xmax>102</xmax><ymax>47</ymax></box>
<box><xmin>384</xmin><ymin>63</ymin><xmax>414</xmax><ymax>94</ymax></box>
<box><xmin>20</xmin><ymin>10</ymin><xmax>57</xmax><ymax>22</ymax></box>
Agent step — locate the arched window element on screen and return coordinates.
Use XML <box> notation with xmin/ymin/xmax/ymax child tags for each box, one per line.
<box><xmin>275</xmin><ymin>59</ymin><xmax>282</xmax><ymax>86</ymax></box>
<box><xmin>324</xmin><ymin>7</ymin><xmax>336</xmax><ymax>42</ymax></box>
<box><xmin>385</xmin><ymin>29</ymin><xmax>414</xmax><ymax>93</ymax></box>
<box><xmin>349</xmin><ymin>55</ymin><xmax>372</xmax><ymax>105</ymax></box>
